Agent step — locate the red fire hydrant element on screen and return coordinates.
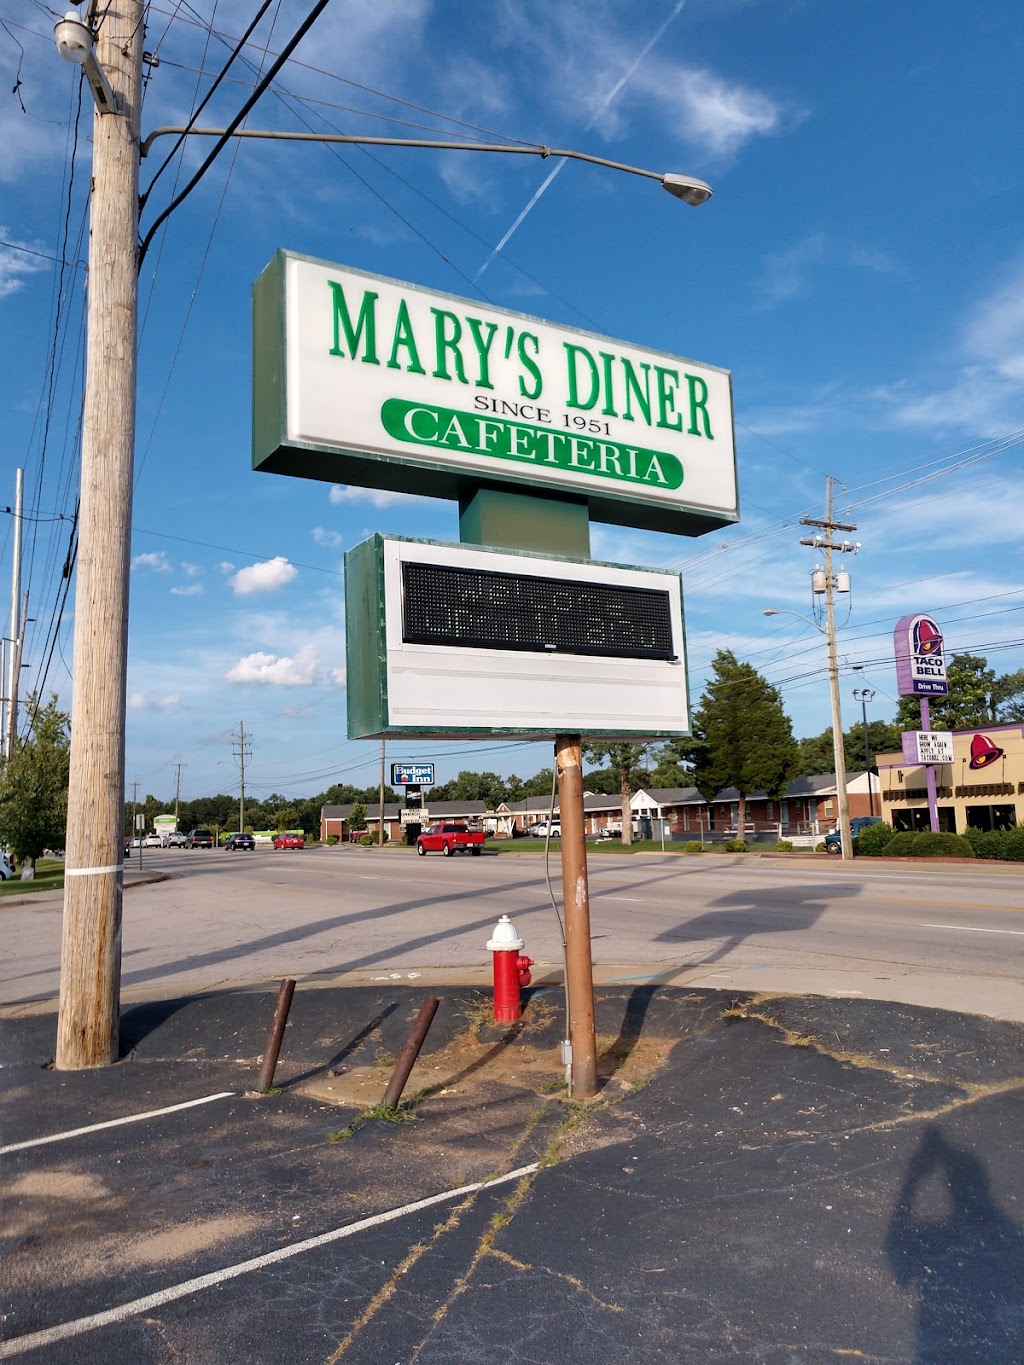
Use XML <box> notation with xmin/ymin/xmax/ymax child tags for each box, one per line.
<box><xmin>486</xmin><ymin>915</ymin><xmax>533</xmax><ymax>1023</ymax></box>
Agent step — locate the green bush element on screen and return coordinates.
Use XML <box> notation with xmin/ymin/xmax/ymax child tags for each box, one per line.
<box><xmin>815</xmin><ymin>842</ymin><xmax>827</xmax><ymax>853</ymax></box>
<box><xmin>723</xmin><ymin>838</ymin><xmax>748</xmax><ymax>852</ymax></box>
<box><xmin>883</xmin><ymin>831</ymin><xmax>974</xmax><ymax>858</ymax></box>
<box><xmin>853</xmin><ymin>821</ymin><xmax>894</xmax><ymax>857</ymax></box>
<box><xmin>774</xmin><ymin>840</ymin><xmax>793</xmax><ymax>852</ymax></box>
<box><xmin>358</xmin><ymin>832</ymin><xmax>388</xmax><ymax>847</ymax></box>
<box><xmin>684</xmin><ymin>840</ymin><xmax>705</xmax><ymax>852</ymax></box>
<box><xmin>962</xmin><ymin>825</ymin><xmax>1024</xmax><ymax>861</ymax></box>
<box><xmin>326</xmin><ymin>833</ymin><xmax>339</xmax><ymax>846</ymax></box>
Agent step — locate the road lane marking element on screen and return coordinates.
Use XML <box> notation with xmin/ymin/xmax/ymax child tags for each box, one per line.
<box><xmin>920</xmin><ymin>923</ymin><xmax>1024</xmax><ymax>937</ymax></box>
<box><xmin>0</xmin><ymin>1162</ymin><xmax>540</xmax><ymax>1358</ymax></box>
<box><xmin>0</xmin><ymin>1092</ymin><xmax>236</xmax><ymax>1157</ymax></box>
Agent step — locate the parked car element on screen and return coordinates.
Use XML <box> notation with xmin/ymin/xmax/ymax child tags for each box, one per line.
<box><xmin>273</xmin><ymin>833</ymin><xmax>305</xmax><ymax>850</ymax></box>
<box><xmin>142</xmin><ymin>832</ymin><xmax>162</xmax><ymax>848</ymax></box>
<box><xmin>824</xmin><ymin>816</ymin><xmax>882</xmax><ymax>856</ymax></box>
<box><xmin>0</xmin><ymin>852</ymin><xmax>12</xmax><ymax>881</ymax></box>
<box><xmin>185</xmin><ymin>829</ymin><xmax>214</xmax><ymax>849</ymax></box>
<box><xmin>224</xmin><ymin>832</ymin><xmax>255</xmax><ymax>851</ymax></box>
<box><xmin>593</xmin><ymin>827</ymin><xmax>622</xmax><ymax>840</ymax></box>
<box><xmin>416</xmin><ymin>823</ymin><xmax>486</xmax><ymax>857</ymax></box>
<box><xmin>162</xmin><ymin>831</ymin><xmax>188</xmax><ymax>848</ymax></box>
<box><xmin>529</xmin><ymin>821</ymin><xmax>561</xmax><ymax>839</ymax></box>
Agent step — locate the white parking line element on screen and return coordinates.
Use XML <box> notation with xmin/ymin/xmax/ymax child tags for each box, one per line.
<box><xmin>920</xmin><ymin>923</ymin><xmax>1024</xmax><ymax>936</ymax></box>
<box><xmin>0</xmin><ymin>1092</ymin><xmax>236</xmax><ymax>1157</ymax></box>
<box><xmin>0</xmin><ymin>1162</ymin><xmax>540</xmax><ymax>1358</ymax></box>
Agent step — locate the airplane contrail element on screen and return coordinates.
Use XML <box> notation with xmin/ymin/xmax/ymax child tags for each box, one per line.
<box><xmin>474</xmin><ymin>0</ymin><xmax>687</xmax><ymax>283</ymax></box>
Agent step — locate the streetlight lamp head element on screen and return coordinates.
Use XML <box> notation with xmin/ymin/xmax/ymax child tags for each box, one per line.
<box><xmin>661</xmin><ymin>174</ymin><xmax>713</xmax><ymax>206</ymax></box>
<box><xmin>54</xmin><ymin>10</ymin><xmax>117</xmax><ymax>113</ymax></box>
<box><xmin>54</xmin><ymin>11</ymin><xmax>92</xmax><ymax>64</ymax></box>
<box><xmin>763</xmin><ymin>609</ymin><xmax>778</xmax><ymax>616</ymax></box>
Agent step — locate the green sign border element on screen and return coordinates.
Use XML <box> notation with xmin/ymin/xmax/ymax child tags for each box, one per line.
<box><xmin>253</xmin><ymin>250</ymin><xmax>739</xmax><ymax>538</ymax></box>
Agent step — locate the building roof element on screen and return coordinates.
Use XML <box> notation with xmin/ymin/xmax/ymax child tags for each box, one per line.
<box><xmin>633</xmin><ymin>786</ymin><xmax>705</xmax><ymax>806</ymax></box>
<box><xmin>322</xmin><ymin>799</ymin><xmax>487</xmax><ymax>821</ymax></box>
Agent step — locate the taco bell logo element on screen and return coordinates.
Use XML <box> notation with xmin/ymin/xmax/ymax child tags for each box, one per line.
<box><xmin>894</xmin><ymin>613</ymin><xmax>949</xmax><ymax>697</ymax></box>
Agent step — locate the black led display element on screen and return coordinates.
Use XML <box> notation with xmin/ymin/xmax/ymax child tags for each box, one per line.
<box><xmin>401</xmin><ymin>562</ymin><xmax>676</xmax><ymax>660</ymax></box>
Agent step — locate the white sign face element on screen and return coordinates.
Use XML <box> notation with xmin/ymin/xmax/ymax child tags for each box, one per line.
<box><xmin>345</xmin><ymin>535</ymin><xmax>690</xmax><ymax>740</ymax></box>
<box><xmin>254</xmin><ymin>252</ymin><xmax>738</xmax><ymax>537</ymax></box>
<box><xmin>903</xmin><ymin>730</ymin><xmax>954</xmax><ymax>764</ymax></box>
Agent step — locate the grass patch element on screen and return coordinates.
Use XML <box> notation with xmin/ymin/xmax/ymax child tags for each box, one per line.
<box><xmin>328</xmin><ymin>1101</ymin><xmax>415</xmax><ymax>1142</ymax></box>
<box><xmin>0</xmin><ymin>858</ymin><xmax>65</xmax><ymax>897</ymax></box>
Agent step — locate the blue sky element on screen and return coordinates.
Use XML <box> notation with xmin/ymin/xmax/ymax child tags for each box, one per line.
<box><xmin>2</xmin><ymin>0</ymin><xmax>1023</xmax><ymax>805</ymax></box>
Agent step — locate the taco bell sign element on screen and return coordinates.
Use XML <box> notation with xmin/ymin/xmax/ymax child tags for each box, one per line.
<box><xmin>893</xmin><ymin>613</ymin><xmax>948</xmax><ymax>697</ymax></box>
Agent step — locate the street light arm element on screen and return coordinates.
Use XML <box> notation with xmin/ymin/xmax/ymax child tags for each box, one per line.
<box><xmin>762</xmin><ymin>607</ymin><xmax>826</xmax><ymax>636</ymax></box>
<box><xmin>137</xmin><ymin>125</ymin><xmax>712</xmax><ymax>264</ymax></box>
<box><xmin>139</xmin><ymin>125</ymin><xmax>711</xmax><ymax>201</ymax></box>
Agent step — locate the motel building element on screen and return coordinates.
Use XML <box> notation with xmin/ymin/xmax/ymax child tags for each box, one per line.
<box><xmin>876</xmin><ymin>722</ymin><xmax>1024</xmax><ymax>834</ymax></box>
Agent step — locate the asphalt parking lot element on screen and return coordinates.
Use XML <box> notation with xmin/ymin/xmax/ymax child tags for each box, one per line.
<box><xmin>5</xmin><ymin>982</ymin><xmax>1024</xmax><ymax>1362</ymax></box>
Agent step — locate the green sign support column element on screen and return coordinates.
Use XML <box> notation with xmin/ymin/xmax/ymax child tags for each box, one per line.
<box><xmin>458</xmin><ymin>486</ymin><xmax>591</xmax><ymax>558</ymax></box>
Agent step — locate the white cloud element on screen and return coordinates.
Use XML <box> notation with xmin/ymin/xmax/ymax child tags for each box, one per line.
<box><xmin>170</xmin><ymin>583</ymin><xmax>204</xmax><ymax>597</ymax></box>
<box><xmin>225</xmin><ymin>643</ymin><xmax>320</xmax><ymax>687</ymax></box>
<box><xmin>329</xmin><ymin>484</ymin><xmax>423</xmax><ymax>508</ymax></box>
<box><xmin>0</xmin><ymin>232</ymin><xmax>50</xmax><ymax>299</ymax></box>
<box><xmin>181</xmin><ymin>562</ymin><xmax>203</xmax><ymax>577</ymax></box>
<box><xmin>329</xmin><ymin>665</ymin><xmax>347</xmax><ymax>686</ymax></box>
<box><xmin>637</xmin><ymin>62</ymin><xmax>788</xmax><ymax>158</ymax></box>
<box><xmin>755</xmin><ymin>236</ymin><xmax>899</xmax><ymax>310</ymax></box>
<box><xmin>312</xmin><ymin>526</ymin><xmax>342</xmax><ymax>549</ymax></box>
<box><xmin>126</xmin><ymin>690</ymin><xmax>181</xmax><ymax>711</ymax></box>
<box><xmin>131</xmin><ymin>551</ymin><xmax>172</xmax><ymax>573</ymax></box>
<box><xmin>230</xmin><ymin>556</ymin><xmax>297</xmax><ymax>595</ymax></box>
<box><xmin>218</xmin><ymin>561</ymin><xmax>236</xmax><ymax>574</ymax></box>
<box><xmin>497</xmin><ymin>4</ymin><xmax>792</xmax><ymax>160</ymax></box>
<box><xmin>880</xmin><ymin>256</ymin><xmax>1024</xmax><ymax>436</ymax></box>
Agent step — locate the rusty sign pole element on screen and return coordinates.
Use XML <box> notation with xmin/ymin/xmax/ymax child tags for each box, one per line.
<box><xmin>556</xmin><ymin>734</ymin><xmax>598</xmax><ymax>1098</ymax></box>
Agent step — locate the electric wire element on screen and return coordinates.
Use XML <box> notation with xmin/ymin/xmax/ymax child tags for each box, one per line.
<box><xmin>137</xmin><ymin>0</ymin><xmax>340</xmax><ymax>264</ymax></box>
<box><xmin>139</xmin><ymin>0</ymin><xmax>277</xmax><ymax>206</ymax></box>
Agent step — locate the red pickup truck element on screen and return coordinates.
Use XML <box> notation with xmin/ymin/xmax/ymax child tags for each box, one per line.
<box><xmin>415</xmin><ymin>822</ymin><xmax>486</xmax><ymax>857</ymax></box>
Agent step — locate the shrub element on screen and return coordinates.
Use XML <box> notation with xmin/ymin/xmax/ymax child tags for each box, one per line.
<box><xmin>853</xmin><ymin>821</ymin><xmax>894</xmax><ymax>857</ymax></box>
<box><xmin>962</xmin><ymin>825</ymin><xmax>1024</xmax><ymax>862</ymax></box>
<box><xmin>326</xmin><ymin>833</ymin><xmax>338</xmax><ymax>846</ymax></box>
<box><xmin>815</xmin><ymin>842</ymin><xmax>827</xmax><ymax>853</ymax></box>
<box><xmin>723</xmin><ymin>838</ymin><xmax>748</xmax><ymax>852</ymax></box>
<box><xmin>774</xmin><ymin>840</ymin><xmax>793</xmax><ymax>852</ymax></box>
<box><xmin>883</xmin><ymin>831</ymin><xmax>974</xmax><ymax>858</ymax></box>
<box><xmin>684</xmin><ymin>840</ymin><xmax>705</xmax><ymax>852</ymax></box>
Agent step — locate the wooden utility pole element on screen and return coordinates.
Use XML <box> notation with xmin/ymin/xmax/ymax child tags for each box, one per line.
<box><xmin>800</xmin><ymin>476</ymin><xmax>858</xmax><ymax>862</ymax></box>
<box><xmin>56</xmin><ymin>0</ymin><xmax>143</xmax><ymax>1070</ymax></box>
<box><xmin>4</xmin><ymin>468</ymin><xmax>23</xmax><ymax>762</ymax></box>
<box><xmin>556</xmin><ymin>734</ymin><xmax>598</xmax><ymax>1098</ymax></box>
<box><xmin>232</xmin><ymin>722</ymin><xmax>251</xmax><ymax>832</ymax></box>
<box><xmin>173</xmin><ymin>759</ymin><xmax>184</xmax><ymax>828</ymax></box>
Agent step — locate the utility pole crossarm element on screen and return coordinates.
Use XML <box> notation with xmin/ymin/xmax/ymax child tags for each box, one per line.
<box><xmin>800</xmin><ymin>515</ymin><xmax>858</xmax><ymax>533</ymax></box>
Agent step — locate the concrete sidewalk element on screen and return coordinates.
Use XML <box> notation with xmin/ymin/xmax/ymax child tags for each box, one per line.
<box><xmin>3</xmin><ymin>982</ymin><xmax>1024</xmax><ymax>1361</ymax></box>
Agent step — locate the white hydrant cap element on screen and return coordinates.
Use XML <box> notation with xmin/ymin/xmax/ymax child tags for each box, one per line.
<box><xmin>486</xmin><ymin>914</ymin><xmax>525</xmax><ymax>953</ymax></box>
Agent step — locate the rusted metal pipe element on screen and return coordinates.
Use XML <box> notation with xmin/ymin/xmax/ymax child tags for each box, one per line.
<box><xmin>382</xmin><ymin>996</ymin><xmax>439</xmax><ymax>1110</ymax></box>
<box><xmin>257</xmin><ymin>978</ymin><xmax>296</xmax><ymax>1091</ymax></box>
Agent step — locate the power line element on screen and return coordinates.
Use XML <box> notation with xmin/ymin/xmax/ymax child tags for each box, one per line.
<box><xmin>138</xmin><ymin>0</ymin><xmax>336</xmax><ymax>263</ymax></box>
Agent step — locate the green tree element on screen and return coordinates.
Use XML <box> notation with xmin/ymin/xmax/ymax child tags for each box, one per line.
<box><xmin>895</xmin><ymin>653</ymin><xmax>1024</xmax><ymax>731</ymax></box>
<box><xmin>692</xmin><ymin>651</ymin><xmax>797</xmax><ymax>838</ymax></box>
<box><xmin>582</xmin><ymin>744</ymin><xmax>648</xmax><ymax>846</ymax></box>
<box><xmin>649</xmin><ymin>743</ymin><xmax>693</xmax><ymax>789</ymax></box>
<box><xmin>0</xmin><ymin>694</ymin><xmax>71</xmax><ymax>878</ymax></box>
<box><xmin>349</xmin><ymin>801</ymin><xmax>367</xmax><ymax>831</ymax></box>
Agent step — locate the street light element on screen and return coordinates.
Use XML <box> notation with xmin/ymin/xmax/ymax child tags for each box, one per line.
<box><xmin>51</xmin><ymin>0</ymin><xmax>714</xmax><ymax>1070</ymax></box>
<box><xmin>853</xmin><ymin>686</ymin><xmax>876</xmax><ymax>817</ymax></box>
<box><xmin>763</xmin><ymin>602</ymin><xmax>853</xmax><ymax>860</ymax></box>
